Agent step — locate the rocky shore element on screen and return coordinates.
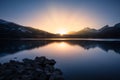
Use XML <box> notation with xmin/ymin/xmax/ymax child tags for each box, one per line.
<box><xmin>0</xmin><ymin>57</ymin><xmax>64</xmax><ymax>80</ymax></box>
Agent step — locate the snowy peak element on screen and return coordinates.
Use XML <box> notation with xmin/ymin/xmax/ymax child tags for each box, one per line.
<box><xmin>99</xmin><ymin>25</ymin><xmax>109</xmax><ymax>32</ymax></box>
<box><xmin>0</xmin><ymin>19</ymin><xmax>31</xmax><ymax>33</ymax></box>
<box><xmin>0</xmin><ymin>19</ymin><xmax>53</xmax><ymax>38</ymax></box>
<box><xmin>114</xmin><ymin>23</ymin><xmax>120</xmax><ymax>28</ymax></box>
<box><xmin>82</xmin><ymin>27</ymin><xmax>97</xmax><ymax>32</ymax></box>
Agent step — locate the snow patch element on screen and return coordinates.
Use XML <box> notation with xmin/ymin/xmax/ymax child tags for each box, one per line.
<box><xmin>18</xmin><ymin>27</ymin><xmax>32</xmax><ymax>33</ymax></box>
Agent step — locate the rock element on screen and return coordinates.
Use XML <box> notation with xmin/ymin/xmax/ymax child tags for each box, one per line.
<box><xmin>23</xmin><ymin>58</ymin><xmax>33</xmax><ymax>63</ymax></box>
<box><xmin>36</xmin><ymin>68</ymin><xmax>43</xmax><ymax>72</ymax></box>
<box><xmin>49</xmin><ymin>68</ymin><xmax>64</xmax><ymax>80</ymax></box>
<box><xmin>55</xmin><ymin>68</ymin><xmax>63</xmax><ymax>75</ymax></box>
<box><xmin>35</xmin><ymin>56</ymin><xmax>46</xmax><ymax>63</ymax></box>
<box><xmin>44</xmin><ymin>59</ymin><xmax>56</xmax><ymax>66</ymax></box>
<box><xmin>0</xmin><ymin>56</ymin><xmax>64</xmax><ymax>80</ymax></box>
<box><xmin>39</xmin><ymin>73</ymin><xmax>48</xmax><ymax>80</ymax></box>
<box><xmin>55</xmin><ymin>75</ymin><xmax>64</xmax><ymax>80</ymax></box>
<box><xmin>49</xmin><ymin>59</ymin><xmax>56</xmax><ymax>65</ymax></box>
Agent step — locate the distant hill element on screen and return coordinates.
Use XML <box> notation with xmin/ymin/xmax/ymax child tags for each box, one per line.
<box><xmin>0</xmin><ymin>19</ymin><xmax>120</xmax><ymax>38</ymax></box>
<box><xmin>67</xmin><ymin>23</ymin><xmax>120</xmax><ymax>38</ymax></box>
<box><xmin>0</xmin><ymin>19</ymin><xmax>54</xmax><ymax>38</ymax></box>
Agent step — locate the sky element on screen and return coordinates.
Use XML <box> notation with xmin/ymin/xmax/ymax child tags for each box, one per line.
<box><xmin>0</xmin><ymin>0</ymin><xmax>120</xmax><ymax>33</ymax></box>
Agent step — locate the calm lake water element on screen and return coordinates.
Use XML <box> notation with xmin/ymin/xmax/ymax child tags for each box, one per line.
<box><xmin>0</xmin><ymin>38</ymin><xmax>120</xmax><ymax>80</ymax></box>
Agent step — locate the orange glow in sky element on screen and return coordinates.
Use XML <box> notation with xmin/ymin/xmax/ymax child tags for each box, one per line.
<box><xmin>1</xmin><ymin>0</ymin><xmax>119</xmax><ymax>34</ymax></box>
<box><xmin>23</xmin><ymin>5</ymin><xmax>101</xmax><ymax>34</ymax></box>
<box><xmin>57</xmin><ymin>28</ymin><xmax>68</xmax><ymax>35</ymax></box>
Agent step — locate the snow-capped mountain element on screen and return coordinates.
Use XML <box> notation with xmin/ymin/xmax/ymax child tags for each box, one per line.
<box><xmin>0</xmin><ymin>20</ymin><xmax>31</xmax><ymax>33</ymax></box>
<box><xmin>0</xmin><ymin>19</ymin><xmax>53</xmax><ymax>38</ymax></box>
<box><xmin>0</xmin><ymin>19</ymin><xmax>120</xmax><ymax>38</ymax></box>
<box><xmin>67</xmin><ymin>23</ymin><xmax>120</xmax><ymax>38</ymax></box>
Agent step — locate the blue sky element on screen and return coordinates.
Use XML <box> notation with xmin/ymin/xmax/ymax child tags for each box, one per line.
<box><xmin>0</xmin><ymin>0</ymin><xmax>120</xmax><ymax>33</ymax></box>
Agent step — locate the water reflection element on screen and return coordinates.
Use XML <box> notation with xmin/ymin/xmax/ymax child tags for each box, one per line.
<box><xmin>0</xmin><ymin>39</ymin><xmax>120</xmax><ymax>80</ymax></box>
<box><xmin>0</xmin><ymin>40</ymin><xmax>120</xmax><ymax>56</ymax></box>
<box><xmin>0</xmin><ymin>40</ymin><xmax>51</xmax><ymax>54</ymax></box>
<box><xmin>66</xmin><ymin>40</ymin><xmax>120</xmax><ymax>53</ymax></box>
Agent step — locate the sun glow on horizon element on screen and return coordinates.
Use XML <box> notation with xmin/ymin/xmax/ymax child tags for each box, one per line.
<box><xmin>56</xmin><ymin>28</ymin><xmax>68</xmax><ymax>35</ymax></box>
<box><xmin>23</xmin><ymin>5</ymin><xmax>101</xmax><ymax>34</ymax></box>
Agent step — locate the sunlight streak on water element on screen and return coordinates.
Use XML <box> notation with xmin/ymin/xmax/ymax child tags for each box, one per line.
<box><xmin>0</xmin><ymin>40</ymin><xmax>120</xmax><ymax>80</ymax></box>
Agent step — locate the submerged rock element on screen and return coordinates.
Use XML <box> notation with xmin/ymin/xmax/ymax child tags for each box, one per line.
<box><xmin>0</xmin><ymin>57</ymin><xmax>64</xmax><ymax>80</ymax></box>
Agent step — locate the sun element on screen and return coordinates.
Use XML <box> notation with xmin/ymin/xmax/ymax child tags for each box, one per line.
<box><xmin>57</xmin><ymin>29</ymin><xmax>67</xmax><ymax>35</ymax></box>
<box><xmin>58</xmin><ymin>31</ymin><xmax>66</xmax><ymax>35</ymax></box>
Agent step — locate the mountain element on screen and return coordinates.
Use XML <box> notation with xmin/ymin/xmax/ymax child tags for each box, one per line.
<box><xmin>0</xmin><ymin>19</ymin><xmax>120</xmax><ymax>38</ymax></box>
<box><xmin>67</xmin><ymin>23</ymin><xmax>120</xmax><ymax>38</ymax></box>
<box><xmin>0</xmin><ymin>19</ymin><xmax>54</xmax><ymax>38</ymax></box>
<box><xmin>97</xmin><ymin>23</ymin><xmax>120</xmax><ymax>38</ymax></box>
<box><xmin>70</xmin><ymin>27</ymin><xmax>98</xmax><ymax>37</ymax></box>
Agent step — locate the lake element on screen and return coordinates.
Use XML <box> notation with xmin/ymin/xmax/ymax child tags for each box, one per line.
<box><xmin>0</xmin><ymin>38</ymin><xmax>120</xmax><ymax>80</ymax></box>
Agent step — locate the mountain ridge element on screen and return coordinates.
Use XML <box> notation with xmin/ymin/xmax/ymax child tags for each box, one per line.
<box><xmin>0</xmin><ymin>19</ymin><xmax>54</xmax><ymax>38</ymax></box>
<box><xmin>67</xmin><ymin>23</ymin><xmax>120</xmax><ymax>38</ymax></box>
<box><xmin>0</xmin><ymin>19</ymin><xmax>120</xmax><ymax>38</ymax></box>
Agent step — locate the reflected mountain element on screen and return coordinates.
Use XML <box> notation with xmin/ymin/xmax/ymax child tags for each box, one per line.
<box><xmin>0</xmin><ymin>40</ymin><xmax>120</xmax><ymax>57</ymax></box>
<box><xmin>65</xmin><ymin>40</ymin><xmax>120</xmax><ymax>53</ymax></box>
<box><xmin>0</xmin><ymin>40</ymin><xmax>52</xmax><ymax>54</ymax></box>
